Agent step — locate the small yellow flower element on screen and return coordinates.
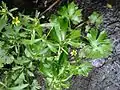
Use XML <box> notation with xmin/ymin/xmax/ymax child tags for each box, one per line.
<box><xmin>12</xmin><ymin>17</ymin><xmax>20</xmax><ymax>25</ymax></box>
<box><xmin>70</xmin><ymin>50</ymin><xmax>77</xmax><ymax>56</ymax></box>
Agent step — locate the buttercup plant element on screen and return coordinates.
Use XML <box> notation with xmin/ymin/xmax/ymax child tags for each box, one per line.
<box><xmin>0</xmin><ymin>1</ymin><xmax>112</xmax><ymax>90</ymax></box>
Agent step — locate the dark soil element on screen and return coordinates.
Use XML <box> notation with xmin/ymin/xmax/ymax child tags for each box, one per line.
<box><xmin>69</xmin><ymin>0</ymin><xmax>120</xmax><ymax>90</ymax></box>
<box><xmin>7</xmin><ymin>0</ymin><xmax>68</xmax><ymax>16</ymax></box>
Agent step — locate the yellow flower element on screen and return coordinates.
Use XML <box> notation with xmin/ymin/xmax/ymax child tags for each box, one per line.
<box><xmin>70</xmin><ymin>50</ymin><xmax>77</xmax><ymax>56</ymax></box>
<box><xmin>12</xmin><ymin>17</ymin><xmax>20</xmax><ymax>25</ymax></box>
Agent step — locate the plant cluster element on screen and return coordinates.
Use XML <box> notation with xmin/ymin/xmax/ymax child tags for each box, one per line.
<box><xmin>0</xmin><ymin>2</ymin><xmax>112</xmax><ymax>90</ymax></box>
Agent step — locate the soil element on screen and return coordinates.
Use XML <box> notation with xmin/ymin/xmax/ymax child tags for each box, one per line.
<box><xmin>69</xmin><ymin>0</ymin><xmax>120</xmax><ymax>90</ymax></box>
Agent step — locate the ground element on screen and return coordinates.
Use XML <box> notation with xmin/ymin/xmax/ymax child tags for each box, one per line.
<box><xmin>69</xmin><ymin>0</ymin><xmax>120</xmax><ymax>90</ymax></box>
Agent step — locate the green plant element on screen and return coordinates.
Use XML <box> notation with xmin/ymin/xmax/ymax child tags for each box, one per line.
<box><xmin>0</xmin><ymin>2</ymin><xmax>112</xmax><ymax>90</ymax></box>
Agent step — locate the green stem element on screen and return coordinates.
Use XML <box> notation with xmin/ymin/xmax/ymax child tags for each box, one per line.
<box><xmin>46</xmin><ymin>28</ymin><xmax>52</xmax><ymax>39</ymax></box>
<box><xmin>40</xmin><ymin>23</ymin><xmax>52</xmax><ymax>28</ymax></box>
<box><xmin>0</xmin><ymin>82</ymin><xmax>8</xmax><ymax>89</ymax></box>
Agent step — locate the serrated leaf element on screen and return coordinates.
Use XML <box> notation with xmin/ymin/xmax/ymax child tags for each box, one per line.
<box><xmin>88</xmin><ymin>12</ymin><xmax>102</xmax><ymax>26</ymax></box>
<box><xmin>58</xmin><ymin>6</ymin><xmax>68</xmax><ymax>18</ymax></box>
<box><xmin>86</xmin><ymin>29</ymin><xmax>112</xmax><ymax>59</ymax></box>
<box><xmin>71</xmin><ymin>10</ymin><xmax>82</xmax><ymax>24</ymax></box>
<box><xmin>88</xmin><ymin>12</ymin><xmax>98</xmax><ymax>23</ymax></box>
<box><xmin>68</xmin><ymin>2</ymin><xmax>76</xmax><ymax>17</ymax></box>
<box><xmin>89</xmin><ymin>28</ymin><xmax>98</xmax><ymax>40</ymax></box>
<box><xmin>78</xmin><ymin>62</ymin><xmax>92</xmax><ymax>76</ymax></box>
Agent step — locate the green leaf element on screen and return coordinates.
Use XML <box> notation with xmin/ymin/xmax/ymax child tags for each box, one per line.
<box><xmin>86</xmin><ymin>29</ymin><xmax>112</xmax><ymax>59</ymax></box>
<box><xmin>97</xmin><ymin>31</ymin><xmax>107</xmax><ymax>42</ymax></box>
<box><xmin>58</xmin><ymin>2</ymin><xmax>82</xmax><ymax>25</ymax></box>
<box><xmin>15</xmin><ymin>57</ymin><xmax>30</xmax><ymax>65</ymax></box>
<box><xmin>12</xmin><ymin>66</ymin><xmax>22</xmax><ymax>71</ymax></box>
<box><xmin>47</xmin><ymin>42</ymin><xmax>57</xmax><ymax>53</ymax></box>
<box><xmin>39</xmin><ymin>63</ymin><xmax>53</xmax><ymax>77</ymax></box>
<box><xmin>31</xmin><ymin>80</ymin><xmax>41</xmax><ymax>90</ymax></box>
<box><xmin>34</xmin><ymin>24</ymin><xmax>42</xmax><ymax>37</ymax></box>
<box><xmin>58</xmin><ymin>51</ymin><xmax>67</xmax><ymax>65</ymax></box>
<box><xmin>59</xmin><ymin>17</ymin><xmax>68</xmax><ymax>40</ymax></box>
<box><xmin>88</xmin><ymin>12</ymin><xmax>98</xmax><ymax>23</ymax></box>
<box><xmin>68</xmin><ymin>2</ymin><xmax>76</xmax><ymax>17</ymax></box>
<box><xmin>25</xmin><ymin>48</ymin><xmax>32</xmax><ymax>57</ymax></box>
<box><xmin>4</xmin><ymin>55</ymin><xmax>14</xmax><ymax>64</ymax></box>
<box><xmin>58</xmin><ymin>66</ymin><xmax>65</xmax><ymax>76</ymax></box>
<box><xmin>78</xmin><ymin>62</ymin><xmax>92</xmax><ymax>76</ymax></box>
<box><xmin>89</xmin><ymin>28</ymin><xmax>98</xmax><ymax>40</ymax></box>
<box><xmin>88</xmin><ymin>12</ymin><xmax>102</xmax><ymax>26</ymax></box>
<box><xmin>15</xmin><ymin>72</ymin><xmax>25</xmax><ymax>84</ymax></box>
<box><xmin>52</xmin><ymin>18</ymin><xmax>62</xmax><ymax>42</ymax></box>
<box><xmin>0</xmin><ymin>62</ymin><xmax>4</xmax><ymax>68</ymax></box>
<box><xmin>22</xmin><ymin>39</ymin><xmax>32</xmax><ymax>45</ymax></box>
<box><xmin>0</xmin><ymin>16</ymin><xmax>7</xmax><ymax>32</ymax></box>
<box><xmin>69</xmin><ymin>30</ymin><xmax>81</xmax><ymax>40</ymax></box>
<box><xmin>9</xmin><ymin>84</ymin><xmax>29</xmax><ymax>90</ymax></box>
<box><xmin>67</xmin><ymin>40</ymin><xmax>80</xmax><ymax>47</ymax></box>
<box><xmin>85</xmin><ymin>25</ymin><xmax>91</xmax><ymax>32</ymax></box>
<box><xmin>71</xmin><ymin>10</ymin><xmax>82</xmax><ymax>24</ymax></box>
<box><xmin>27</xmin><ymin>70</ymin><xmax>34</xmax><ymax>77</ymax></box>
<box><xmin>58</xmin><ymin>6</ymin><xmax>68</xmax><ymax>18</ymax></box>
<box><xmin>40</xmin><ymin>48</ymin><xmax>49</xmax><ymax>55</ymax></box>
